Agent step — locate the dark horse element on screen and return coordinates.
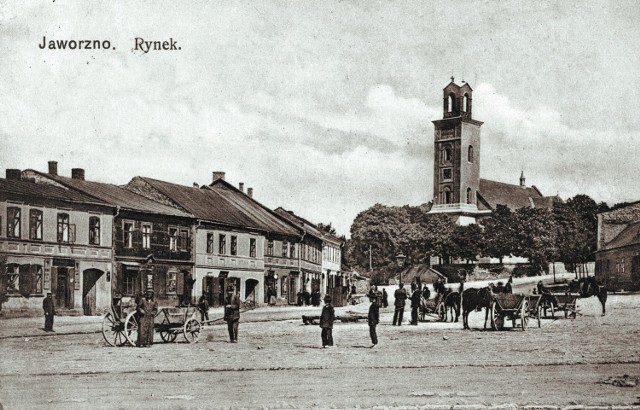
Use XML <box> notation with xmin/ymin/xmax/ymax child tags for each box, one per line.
<box><xmin>461</xmin><ymin>286</ymin><xmax>494</xmax><ymax>330</ymax></box>
<box><xmin>569</xmin><ymin>276</ymin><xmax>607</xmax><ymax>316</ymax></box>
<box><xmin>441</xmin><ymin>289</ymin><xmax>461</xmax><ymax>322</ymax></box>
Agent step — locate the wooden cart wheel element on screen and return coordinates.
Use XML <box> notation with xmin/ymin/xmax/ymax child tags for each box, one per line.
<box><xmin>160</xmin><ymin>329</ymin><xmax>177</xmax><ymax>343</ymax></box>
<box><xmin>520</xmin><ymin>301</ymin><xmax>529</xmax><ymax>331</ymax></box>
<box><xmin>183</xmin><ymin>318</ymin><xmax>201</xmax><ymax>344</ymax></box>
<box><xmin>124</xmin><ymin>311</ymin><xmax>139</xmax><ymax>347</ymax></box>
<box><xmin>491</xmin><ymin>303</ymin><xmax>504</xmax><ymax>331</ymax></box>
<box><xmin>102</xmin><ymin>313</ymin><xmax>128</xmax><ymax>347</ymax></box>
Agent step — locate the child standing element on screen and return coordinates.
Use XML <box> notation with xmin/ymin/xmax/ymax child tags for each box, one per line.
<box><xmin>319</xmin><ymin>295</ymin><xmax>335</xmax><ymax>348</ymax></box>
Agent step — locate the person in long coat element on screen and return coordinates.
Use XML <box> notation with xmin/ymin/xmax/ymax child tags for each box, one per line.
<box><xmin>381</xmin><ymin>288</ymin><xmax>389</xmax><ymax>308</ymax></box>
<box><xmin>225</xmin><ymin>286</ymin><xmax>241</xmax><ymax>343</ymax></box>
<box><xmin>410</xmin><ymin>285</ymin><xmax>421</xmax><ymax>325</ymax></box>
<box><xmin>137</xmin><ymin>290</ymin><xmax>158</xmax><ymax>347</ymax></box>
<box><xmin>319</xmin><ymin>295</ymin><xmax>335</xmax><ymax>347</ymax></box>
<box><xmin>42</xmin><ymin>293</ymin><xmax>55</xmax><ymax>331</ymax></box>
<box><xmin>392</xmin><ymin>283</ymin><xmax>407</xmax><ymax>326</ymax></box>
<box><xmin>368</xmin><ymin>294</ymin><xmax>380</xmax><ymax>347</ymax></box>
<box><xmin>198</xmin><ymin>292</ymin><xmax>209</xmax><ymax>322</ymax></box>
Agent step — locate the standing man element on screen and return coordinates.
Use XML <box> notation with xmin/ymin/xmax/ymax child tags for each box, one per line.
<box><xmin>137</xmin><ymin>289</ymin><xmax>158</xmax><ymax>347</ymax></box>
<box><xmin>42</xmin><ymin>293</ymin><xmax>55</xmax><ymax>331</ymax></box>
<box><xmin>182</xmin><ymin>271</ymin><xmax>196</xmax><ymax>306</ymax></box>
<box><xmin>392</xmin><ymin>283</ymin><xmax>407</xmax><ymax>326</ymax></box>
<box><xmin>410</xmin><ymin>284</ymin><xmax>421</xmax><ymax>325</ymax></box>
<box><xmin>381</xmin><ymin>288</ymin><xmax>388</xmax><ymax>308</ymax></box>
<box><xmin>368</xmin><ymin>294</ymin><xmax>380</xmax><ymax>348</ymax></box>
<box><xmin>198</xmin><ymin>292</ymin><xmax>209</xmax><ymax>323</ymax></box>
<box><xmin>224</xmin><ymin>286</ymin><xmax>240</xmax><ymax>343</ymax></box>
<box><xmin>319</xmin><ymin>295</ymin><xmax>335</xmax><ymax>348</ymax></box>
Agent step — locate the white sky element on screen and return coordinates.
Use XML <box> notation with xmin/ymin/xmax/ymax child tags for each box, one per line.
<box><xmin>1</xmin><ymin>1</ymin><xmax>640</xmax><ymax>237</ymax></box>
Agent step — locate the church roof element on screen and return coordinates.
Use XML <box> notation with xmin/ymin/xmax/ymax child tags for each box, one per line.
<box><xmin>598</xmin><ymin>221</ymin><xmax>640</xmax><ymax>251</ymax></box>
<box><xmin>477</xmin><ymin>178</ymin><xmax>557</xmax><ymax>211</ymax></box>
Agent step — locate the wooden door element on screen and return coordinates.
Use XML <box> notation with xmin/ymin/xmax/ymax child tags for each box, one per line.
<box><xmin>82</xmin><ymin>269</ymin><xmax>101</xmax><ymax>316</ymax></box>
<box><xmin>288</xmin><ymin>275</ymin><xmax>297</xmax><ymax>305</ymax></box>
<box><xmin>55</xmin><ymin>267</ymin><xmax>66</xmax><ymax>309</ymax></box>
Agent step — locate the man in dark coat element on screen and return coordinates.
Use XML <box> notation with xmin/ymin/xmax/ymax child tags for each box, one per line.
<box><xmin>224</xmin><ymin>286</ymin><xmax>241</xmax><ymax>343</ymax></box>
<box><xmin>368</xmin><ymin>294</ymin><xmax>380</xmax><ymax>347</ymax></box>
<box><xmin>381</xmin><ymin>288</ymin><xmax>388</xmax><ymax>308</ymax></box>
<box><xmin>319</xmin><ymin>295</ymin><xmax>335</xmax><ymax>348</ymax></box>
<box><xmin>42</xmin><ymin>293</ymin><xmax>55</xmax><ymax>331</ymax></box>
<box><xmin>182</xmin><ymin>272</ymin><xmax>196</xmax><ymax>306</ymax></box>
<box><xmin>410</xmin><ymin>284</ymin><xmax>421</xmax><ymax>325</ymax></box>
<box><xmin>137</xmin><ymin>290</ymin><xmax>158</xmax><ymax>347</ymax></box>
<box><xmin>198</xmin><ymin>292</ymin><xmax>209</xmax><ymax>322</ymax></box>
<box><xmin>392</xmin><ymin>283</ymin><xmax>407</xmax><ymax>326</ymax></box>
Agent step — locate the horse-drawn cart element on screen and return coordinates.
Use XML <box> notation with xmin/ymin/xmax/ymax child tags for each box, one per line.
<box><xmin>419</xmin><ymin>298</ymin><xmax>445</xmax><ymax>322</ymax></box>
<box><xmin>102</xmin><ymin>305</ymin><xmax>201</xmax><ymax>346</ymax></box>
<box><xmin>491</xmin><ymin>293</ymin><xmax>540</xmax><ymax>331</ymax></box>
<box><xmin>540</xmin><ymin>292</ymin><xmax>579</xmax><ymax>319</ymax></box>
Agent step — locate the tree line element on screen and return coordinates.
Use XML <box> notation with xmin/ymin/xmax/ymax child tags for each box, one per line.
<box><xmin>344</xmin><ymin>195</ymin><xmax>610</xmax><ymax>283</ymax></box>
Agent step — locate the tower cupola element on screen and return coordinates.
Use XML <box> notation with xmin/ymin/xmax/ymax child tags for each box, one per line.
<box><xmin>443</xmin><ymin>77</ymin><xmax>473</xmax><ymax>119</ymax></box>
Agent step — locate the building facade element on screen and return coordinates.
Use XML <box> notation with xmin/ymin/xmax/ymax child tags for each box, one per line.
<box><xmin>0</xmin><ymin>173</ymin><xmax>114</xmax><ymax>317</ymax></box>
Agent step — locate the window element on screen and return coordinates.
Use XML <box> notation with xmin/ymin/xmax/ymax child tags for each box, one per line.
<box><xmin>463</xmin><ymin>93</ymin><xmax>469</xmax><ymax>112</ymax></box>
<box><xmin>167</xmin><ymin>271</ymin><xmax>177</xmax><ymax>294</ymax></box>
<box><xmin>89</xmin><ymin>216</ymin><xmax>100</xmax><ymax>245</ymax></box>
<box><xmin>250</xmin><ymin>238</ymin><xmax>256</xmax><ymax>258</ymax></box>
<box><xmin>290</xmin><ymin>243</ymin><xmax>296</xmax><ymax>259</ymax></box>
<box><xmin>124</xmin><ymin>222</ymin><xmax>134</xmax><ymax>248</ymax></box>
<box><xmin>621</xmin><ymin>257</ymin><xmax>625</xmax><ymax>273</ymax></box>
<box><xmin>442</xmin><ymin>168</ymin><xmax>452</xmax><ymax>181</ymax></box>
<box><xmin>142</xmin><ymin>224</ymin><xmax>151</xmax><ymax>249</ymax></box>
<box><xmin>169</xmin><ymin>227</ymin><xmax>178</xmax><ymax>251</ymax></box>
<box><xmin>219</xmin><ymin>234</ymin><xmax>226</xmax><ymax>254</ymax></box>
<box><xmin>7</xmin><ymin>207</ymin><xmax>20</xmax><ymax>238</ymax></box>
<box><xmin>207</xmin><ymin>233</ymin><xmax>214</xmax><ymax>253</ymax></box>
<box><xmin>230</xmin><ymin>236</ymin><xmax>237</xmax><ymax>256</ymax></box>
<box><xmin>282</xmin><ymin>241</ymin><xmax>288</xmax><ymax>258</ymax></box>
<box><xmin>447</xmin><ymin>93</ymin><xmax>455</xmax><ymax>112</ymax></box>
<box><xmin>29</xmin><ymin>209</ymin><xmax>43</xmax><ymax>240</ymax></box>
<box><xmin>57</xmin><ymin>213</ymin><xmax>70</xmax><ymax>243</ymax></box>
<box><xmin>443</xmin><ymin>187</ymin><xmax>453</xmax><ymax>204</ymax></box>
<box><xmin>179</xmin><ymin>229</ymin><xmax>189</xmax><ymax>251</ymax></box>
<box><xmin>301</xmin><ymin>244</ymin><xmax>306</xmax><ymax>261</ymax></box>
<box><xmin>442</xmin><ymin>145</ymin><xmax>452</xmax><ymax>163</ymax></box>
<box><xmin>123</xmin><ymin>268</ymin><xmax>137</xmax><ymax>296</ymax></box>
<box><xmin>466</xmin><ymin>187</ymin><xmax>473</xmax><ymax>204</ymax></box>
<box><xmin>267</xmin><ymin>239</ymin><xmax>274</xmax><ymax>256</ymax></box>
<box><xmin>4</xmin><ymin>263</ymin><xmax>20</xmax><ymax>292</ymax></box>
<box><xmin>468</xmin><ymin>145</ymin><xmax>474</xmax><ymax>163</ymax></box>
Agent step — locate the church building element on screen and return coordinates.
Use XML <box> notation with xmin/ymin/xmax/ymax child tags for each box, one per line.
<box><xmin>428</xmin><ymin>78</ymin><xmax>559</xmax><ymax>224</ymax></box>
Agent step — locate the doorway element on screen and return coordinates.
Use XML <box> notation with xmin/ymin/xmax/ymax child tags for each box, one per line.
<box><xmin>245</xmin><ymin>279</ymin><xmax>258</xmax><ymax>303</ymax></box>
<box><xmin>288</xmin><ymin>274</ymin><xmax>298</xmax><ymax>305</ymax></box>
<box><xmin>54</xmin><ymin>267</ymin><xmax>73</xmax><ymax>310</ymax></box>
<box><xmin>82</xmin><ymin>269</ymin><xmax>103</xmax><ymax>316</ymax></box>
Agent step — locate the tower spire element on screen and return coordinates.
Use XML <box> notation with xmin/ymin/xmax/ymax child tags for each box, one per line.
<box><xmin>520</xmin><ymin>171</ymin><xmax>526</xmax><ymax>187</ymax></box>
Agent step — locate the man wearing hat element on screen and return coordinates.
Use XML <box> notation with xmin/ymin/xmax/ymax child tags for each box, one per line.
<box><xmin>319</xmin><ymin>294</ymin><xmax>335</xmax><ymax>348</ymax></box>
<box><xmin>368</xmin><ymin>293</ymin><xmax>380</xmax><ymax>348</ymax></box>
<box><xmin>224</xmin><ymin>285</ymin><xmax>241</xmax><ymax>343</ymax></box>
<box><xmin>42</xmin><ymin>293</ymin><xmax>55</xmax><ymax>331</ymax></box>
<box><xmin>137</xmin><ymin>289</ymin><xmax>158</xmax><ymax>347</ymax></box>
<box><xmin>392</xmin><ymin>283</ymin><xmax>407</xmax><ymax>326</ymax></box>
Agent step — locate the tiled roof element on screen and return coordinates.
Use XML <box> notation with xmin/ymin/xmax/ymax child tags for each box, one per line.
<box><xmin>208</xmin><ymin>180</ymin><xmax>301</xmax><ymax>237</ymax></box>
<box><xmin>0</xmin><ymin>178</ymin><xmax>108</xmax><ymax>206</ymax></box>
<box><xmin>274</xmin><ymin>207</ymin><xmax>324</xmax><ymax>240</ymax></box>
<box><xmin>477</xmin><ymin>178</ymin><xmax>555</xmax><ymax>210</ymax></box>
<box><xmin>599</xmin><ymin>221</ymin><xmax>640</xmax><ymax>251</ymax></box>
<box><xmin>26</xmin><ymin>171</ymin><xmax>192</xmax><ymax>217</ymax></box>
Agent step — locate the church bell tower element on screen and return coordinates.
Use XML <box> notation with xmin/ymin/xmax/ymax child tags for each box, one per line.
<box><xmin>429</xmin><ymin>78</ymin><xmax>484</xmax><ymax>225</ymax></box>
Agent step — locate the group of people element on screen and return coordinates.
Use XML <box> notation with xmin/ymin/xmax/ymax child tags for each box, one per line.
<box><xmin>297</xmin><ymin>289</ymin><xmax>322</xmax><ymax>307</ymax></box>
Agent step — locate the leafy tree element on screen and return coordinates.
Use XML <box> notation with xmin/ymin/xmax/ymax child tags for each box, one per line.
<box><xmin>513</xmin><ymin>207</ymin><xmax>557</xmax><ymax>274</ymax></box>
<box><xmin>482</xmin><ymin>205</ymin><xmax>517</xmax><ymax>263</ymax></box>
<box><xmin>422</xmin><ymin>213</ymin><xmax>455</xmax><ymax>264</ymax></box>
<box><xmin>450</xmin><ymin>224</ymin><xmax>484</xmax><ymax>263</ymax></box>
<box><xmin>317</xmin><ymin>222</ymin><xmax>337</xmax><ymax>235</ymax></box>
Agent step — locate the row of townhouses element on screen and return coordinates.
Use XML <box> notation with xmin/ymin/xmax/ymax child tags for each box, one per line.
<box><xmin>0</xmin><ymin>162</ymin><xmax>346</xmax><ymax>317</ymax></box>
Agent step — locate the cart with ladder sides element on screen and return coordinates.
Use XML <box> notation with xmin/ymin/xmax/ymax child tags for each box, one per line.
<box><xmin>490</xmin><ymin>293</ymin><xmax>542</xmax><ymax>331</ymax></box>
<box><xmin>102</xmin><ymin>304</ymin><xmax>202</xmax><ymax>346</ymax></box>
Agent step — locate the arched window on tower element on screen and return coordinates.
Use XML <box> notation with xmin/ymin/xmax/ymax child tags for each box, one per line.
<box><xmin>443</xmin><ymin>187</ymin><xmax>452</xmax><ymax>204</ymax></box>
<box><xmin>468</xmin><ymin>145</ymin><xmax>473</xmax><ymax>163</ymax></box>
<box><xmin>466</xmin><ymin>187</ymin><xmax>473</xmax><ymax>204</ymax></box>
<box><xmin>443</xmin><ymin>145</ymin><xmax>453</xmax><ymax>163</ymax></box>
<box><xmin>463</xmin><ymin>93</ymin><xmax>469</xmax><ymax>112</ymax></box>
<box><xmin>447</xmin><ymin>93</ymin><xmax>455</xmax><ymax>113</ymax></box>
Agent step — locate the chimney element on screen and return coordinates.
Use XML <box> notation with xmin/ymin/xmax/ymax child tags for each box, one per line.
<box><xmin>6</xmin><ymin>169</ymin><xmax>21</xmax><ymax>181</ymax></box>
<box><xmin>247</xmin><ymin>187</ymin><xmax>253</xmax><ymax>198</ymax></box>
<box><xmin>48</xmin><ymin>161</ymin><xmax>58</xmax><ymax>176</ymax></box>
<box><xmin>212</xmin><ymin>171</ymin><xmax>226</xmax><ymax>182</ymax></box>
<box><xmin>71</xmin><ymin>168</ymin><xmax>85</xmax><ymax>180</ymax></box>
<box><xmin>239</xmin><ymin>182</ymin><xmax>244</xmax><ymax>192</ymax></box>
<box><xmin>193</xmin><ymin>182</ymin><xmax>199</xmax><ymax>188</ymax></box>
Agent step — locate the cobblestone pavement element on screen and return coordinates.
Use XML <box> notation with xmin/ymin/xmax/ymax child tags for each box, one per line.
<box><xmin>1</xmin><ymin>277</ymin><xmax>639</xmax><ymax>409</ymax></box>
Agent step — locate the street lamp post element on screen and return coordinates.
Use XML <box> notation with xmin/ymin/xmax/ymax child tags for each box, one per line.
<box><xmin>396</xmin><ymin>252</ymin><xmax>406</xmax><ymax>284</ymax></box>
